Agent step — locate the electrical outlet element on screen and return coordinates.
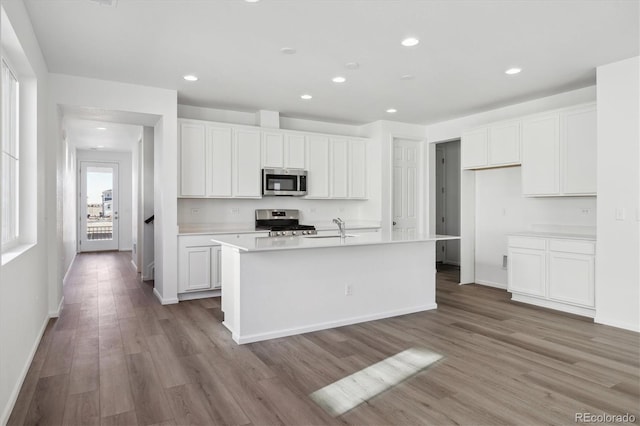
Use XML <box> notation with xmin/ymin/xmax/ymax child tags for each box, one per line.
<box><xmin>191</xmin><ymin>208</ymin><xmax>200</xmax><ymax>215</ymax></box>
<box><xmin>230</xmin><ymin>208</ymin><xmax>240</xmax><ymax>215</ymax></box>
<box><xmin>615</xmin><ymin>208</ymin><xmax>626</xmax><ymax>221</ymax></box>
<box><xmin>502</xmin><ymin>255</ymin><xmax>508</xmax><ymax>269</ymax></box>
<box><xmin>580</xmin><ymin>208</ymin><xmax>591</xmax><ymax>216</ymax></box>
<box><xmin>345</xmin><ymin>284</ymin><xmax>353</xmax><ymax>296</ymax></box>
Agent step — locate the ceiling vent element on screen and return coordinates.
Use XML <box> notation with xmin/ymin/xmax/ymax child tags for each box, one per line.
<box><xmin>88</xmin><ymin>0</ymin><xmax>118</xmax><ymax>6</ymax></box>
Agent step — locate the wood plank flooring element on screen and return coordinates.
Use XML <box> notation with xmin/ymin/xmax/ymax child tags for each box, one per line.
<box><xmin>8</xmin><ymin>252</ymin><xmax>640</xmax><ymax>425</ymax></box>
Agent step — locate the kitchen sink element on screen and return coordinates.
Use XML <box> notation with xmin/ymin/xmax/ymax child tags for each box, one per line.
<box><xmin>303</xmin><ymin>234</ymin><xmax>358</xmax><ymax>239</ymax></box>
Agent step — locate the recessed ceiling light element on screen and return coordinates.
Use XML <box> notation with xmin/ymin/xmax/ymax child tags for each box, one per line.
<box><xmin>300</xmin><ymin>94</ymin><xmax>313</xmax><ymax>100</ymax></box>
<box><xmin>386</xmin><ymin>108</ymin><xmax>397</xmax><ymax>113</ymax></box>
<box><xmin>345</xmin><ymin>62</ymin><xmax>360</xmax><ymax>70</ymax></box>
<box><xmin>97</xmin><ymin>145</ymin><xmax>105</xmax><ymax>148</ymax></box>
<box><xmin>332</xmin><ymin>76</ymin><xmax>346</xmax><ymax>83</ymax></box>
<box><xmin>245</xmin><ymin>0</ymin><xmax>259</xmax><ymax>3</ymax></box>
<box><xmin>505</xmin><ymin>67</ymin><xmax>522</xmax><ymax>75</ymax></box>
<box><xmin>400</xmin><ymin>74</ymin><xmax>415</xmax><ymax>80</ymax></box>
<box><xmin>183</xmin><ymin>75</ymin><xmax>198</xmax><ymax>81</ymax></box>
<box><xmin>280</xmin><ymin>47</ymin><xmax>296</xmax><ymax>55</ymax></box>
<box><xmin>401</xmin><ymin>37</ymin><xmax>420</xmax><ymax>47</ymax></box>
<box><xmin>96</xmin><ymin>127</ymin><xmax>106</xmax><ymax>130</ymax></box>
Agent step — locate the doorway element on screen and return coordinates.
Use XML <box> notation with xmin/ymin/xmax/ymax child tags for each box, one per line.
<box><xmin>79</xmin><ymin>161</ymin><xmax>119</xmax><ymax>251</ymax></box>
<box><xmin>392</xmin><ymin>138</ymin><xmax>424</xmax><ymax>237</ymax></box>
<box><xmin>434</xmin><ymin>140</ymin><xmax>461</xmax><ymax>276</ymax></box>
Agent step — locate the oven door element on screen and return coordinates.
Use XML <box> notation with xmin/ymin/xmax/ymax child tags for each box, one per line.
<box><xmin>263</xmin><ymin>170</ymin><xmax>302</xmax><ymax>196</ymax></box>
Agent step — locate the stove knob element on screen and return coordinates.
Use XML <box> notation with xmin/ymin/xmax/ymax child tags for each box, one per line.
<box><xmin>301</xmin><ymin>231</ymin><xmax>307</xmax><ymax>235</ymax></box>
<box><xmin>292</xmin><ymin>231</ymin><xmax>297</xmax><ymax>235</ymax></box>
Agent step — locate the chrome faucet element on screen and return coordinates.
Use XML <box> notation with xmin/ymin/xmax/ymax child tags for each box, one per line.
<box><xmin>333</xmin><ymin>217</ymin><xmax>346</xmax><ymax>238</ymax></box>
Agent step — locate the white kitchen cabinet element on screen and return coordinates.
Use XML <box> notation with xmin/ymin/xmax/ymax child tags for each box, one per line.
<box><xmin>262</xmin><ymin>131</ymin><xmax>306</xmax><ymax>169</ymax></box>
<box><xmin>233</xmin><ymin>128</ymin><xmax>262</xmax><ymax>198</ymax></box>
<box><xmin>206</xmin><ymin>126</ymin><xmax>233</xmax><ymax>197</ymax></box>
<box><xmin>179</xmin><ymin>122</ymin><xmax>207</xmax><ymax>197</ymax></box>
<box><xmin>521</xmin><ymin>103</ymin><xmax>596</xmax><ymax>197</ymax></box>
<box><xmin>330</xmin><ymin>138</ymin><xmax>349</xmax><ymax>198</ymax></box>
<box><xmin>306</xmin><ymin>135</ymin><xmax>330</xmax><ymax>198</ymax></box>
<box><xmin>508</xmin><ymin>234</ymin><xmax>595</xmax><ymax>317</ymax></box>
<box><xmin>285</xmin><ymin>133</ymin><xmax>306</xmax><ymax>169</ymax></box>
<box><xmin>462</xmin><ymin>121</ymin><xmax>520</xmax><ymax>170</ymax></box>
<box><xmin>508</xmin><ymin>246</ymin><xmax>546</xmax><ymax>297</ymax></box>
<box><xmin>178</xmin><ymin>235</ymin><xmax>221</xmax><ymax>293</ymax></box>
<box><xmin>521</xmin><ymin>113</ymin><xmax>560</xmax><ymax>196</ymax></box>
<box><xmin>488</xmin><ymin>121</ymin><xmax>521</xmax><ymax>166</ymax></box>
<box><xmin>349</xmin><ymin>139</ymin><xmax>367</xmax><ymax>199</ymax></box>
<box><xmin>262</xmin><ymin>131</ymin><xmax>284</xmax><ymax>168</ymax></box>
<box><xmin>461</xmin><ymin>128</ymin><xmax>488</xmax><ymax>169</ymax></box>
<box><xmin>562</xmin><ymin>105</ymin><xmax>597</xmax><ymax>195</ymax></box>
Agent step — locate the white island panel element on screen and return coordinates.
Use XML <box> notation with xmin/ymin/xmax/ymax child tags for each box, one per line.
<box><xmin>220</xmin><ymin>239</ymin><xmax>439</xmax><ymax>344</ymax></box>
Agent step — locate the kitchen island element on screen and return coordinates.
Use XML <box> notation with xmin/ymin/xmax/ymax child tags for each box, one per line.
<box><xmin>212</xmin><ymin>232</ymin><xmax>459</xmax><ymax>344</ymax></box>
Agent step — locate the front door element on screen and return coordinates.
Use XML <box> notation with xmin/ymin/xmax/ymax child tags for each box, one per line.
<box><xmin>392</xmin><ymin>138</ymin><xmax>420</xmax><ymax>238</ymax></box>
<box><xmin>79</xmin><ymin>162</ymin><xmax>119</xmax><ymax>252</ymax></box>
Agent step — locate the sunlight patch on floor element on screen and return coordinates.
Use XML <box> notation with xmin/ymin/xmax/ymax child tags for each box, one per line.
<box><xmin>309</xmin><ymin>347</ymin><xmax>443</xmax><ymax>416</ymax></box>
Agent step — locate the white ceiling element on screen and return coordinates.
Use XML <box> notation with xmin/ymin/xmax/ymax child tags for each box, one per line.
<box><xmin>64</xmin><ymin>115</ymin><xmax>142</xmax><ymax>152</ymax></box>
<box><xmin>25</xmin><ymin>0</ymin><xmax>639</xmax><ymax>125</ymax></box>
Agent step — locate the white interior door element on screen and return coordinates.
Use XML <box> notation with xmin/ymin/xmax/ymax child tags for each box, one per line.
<box><xmin>79</xmin><ymin>162</ymin><xmax>119</xmax><ymax>252</ymax></box>
<box><xmin>392</xmin><ymin>139</ymin><xmax>420</xmax><ymax>238</ymax></box>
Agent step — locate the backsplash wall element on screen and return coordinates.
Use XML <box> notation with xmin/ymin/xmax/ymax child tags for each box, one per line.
<box><xmin>178</xmin><ymin>197</ymin><xmax>376</xmax><ymax>226</ymax></box>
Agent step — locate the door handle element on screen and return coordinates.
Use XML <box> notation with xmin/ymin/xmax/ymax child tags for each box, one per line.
<box><xmin>393</xmin><ymin>221</ymin><xmax>397</xmax><ymax>226</ymax></box>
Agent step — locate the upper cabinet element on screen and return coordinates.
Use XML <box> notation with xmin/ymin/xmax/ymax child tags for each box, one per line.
<box><xmin>178</xmin><ymin>119</ymin><xmax>368</xmax><ymax>199</ymax></box>
<box><xmin>262</xmin><ymin>131</ymin><xmax>307</xmax><ymax>169</ymax></box>
<box><xmin>462</xmin><ymin>120</ymin><xmax>520</xmax><ymax>170</ymax></box>
<box><xmin>522</xmin><ymin>103</ymin><xmax>596</xmax><ymax>197</ymax></box>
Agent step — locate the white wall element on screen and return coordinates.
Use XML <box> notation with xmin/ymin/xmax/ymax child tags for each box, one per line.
<box><xmin>61</xmin><ymin>137</ymin><xmax>77</xmax><ymax>277</ymax></box>
<box><xmin>425</xmin><ymin>86</ymin><xmax>598</xmax><ymax>285</ymax></box>
<box><xmin>142</xmin><ymin>127</ymin><xmax>155</xmax><ymax>280</ymax></box>
<box><xmin>0</xmin><ymin>2</ymin><xmax>50</xmax><ymax>424</ymax></box>
<box><xmin>76</xmin><ymin>150</ymin><xmax>134</xmax><ymax>251</ymax></box>
<box><xmin>475</xmin><ymin>167</ymin><xmax>597</xmax><ymax>288</ymax></box>
<box><xmin>595</xmin><ymin>56</ymin><xmax>640</xmax><ymax>332</ymax></box>
<box><xmin>178</xmin><ymin>198</ymin><xmax>371</xmax><ymax>227</ymax></box>
<box><xmin>48</xmin><ymin>74</ymin><xmax>178</xmax><ymax>304</ymax></box>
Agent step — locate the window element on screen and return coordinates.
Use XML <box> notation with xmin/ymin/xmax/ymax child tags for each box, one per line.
<box><xmin>1</xmin><ymin>58</ymin><xmax>19</xmax><ymax>249</ymax></box>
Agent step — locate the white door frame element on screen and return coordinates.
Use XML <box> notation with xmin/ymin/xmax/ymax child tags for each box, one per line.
<box><xmin>78</xmin><ymin>161</ymin><xmax>119</xmax><ymax>252</ymax></box>
<box><xmin>388</xmin><ymin>135</ymin><xmax>428</xmax><ymax>234</ymax></box>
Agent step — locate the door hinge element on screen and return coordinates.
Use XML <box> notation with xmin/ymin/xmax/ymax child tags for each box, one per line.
<box><xmin>441</xmin><ymin>187</ymin><xmax>445</xmax><ymax>194</ymax></box>
<box><xmin>441</xmin><ymin>158</ymin><xmax>445</xmax><ymax>164</ymax></box>
<box><xmin>441</xmin><ymin>217</ymin><xmax>445</xmax><ymax>223</ymax></box>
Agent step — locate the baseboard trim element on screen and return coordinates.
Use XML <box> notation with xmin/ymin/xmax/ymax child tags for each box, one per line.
<box><xmin>62</xmin><ymin>253</ymin><xmax>77</xmax><ymax>285</ymax></box>
<box><xmin>49</xmin><ymin>296</ymin><xmax>64</xmax><ymax>318</ymax></box>
<box><xmin>594</xmin><ymin>316</ymin><xmax>640</xmax><ymax>333</ymax></box>
<box><xmin>153</xmin><ymin>288</ymin><xmax>179</xmax><ymax>305</ymax></box>
<box><xmin>230</xmin><ymin>303</ymin><xmax>438</xmax><ymax>344</ymax></box>
<box><xmin>0</xmin><ymin>315</ymin><xmax>49</xmax><ymax>426</ymax></box>
<box><xmin>475</xmin><ymin>280</ymin><xmax>507</xmax><ymax>290</ymax></box>
<box><xmin>178</xmin><ymin>289</ymin><xmax>221</xmax><ymax>301</ymax></box>
<box><xmin>511</xmin><ymin>293</ymin><xmax>595</xmax><ymax>318</ymax></box>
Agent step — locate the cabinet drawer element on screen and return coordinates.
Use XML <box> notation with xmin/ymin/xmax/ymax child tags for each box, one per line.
<box><xmin>508</xmin><ymin>236</ymin><xmax>546</xmax><ymax>250</ymax></box>
<box><xmin>549</xmin><ymin>239</ymin><xmax>595</xmax><ymax>255</ymax></box>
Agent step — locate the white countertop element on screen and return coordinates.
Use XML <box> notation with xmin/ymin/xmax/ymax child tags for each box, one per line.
<box><xmin>178</xmin><ymin>221</ymin><xmax>381</xmax><ymax>235</ymax></box>
<box><xmin>210</xmin><ymin>232</ymin><xmax>459</xmax><ymax>252</ymax></box>
<box><xmin>509</xmin><ymin>231</ymin><xmax>596</xmax><ymax>241</ymax></box>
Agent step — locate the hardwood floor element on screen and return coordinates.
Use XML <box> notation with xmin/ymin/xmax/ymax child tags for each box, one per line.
<box><xmin>8</xmin><ymin>252</ymin><xmax>640</xmax><ymax>425</ymax></box>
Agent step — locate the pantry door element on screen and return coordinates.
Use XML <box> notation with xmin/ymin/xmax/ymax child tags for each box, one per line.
<box><xmin>79</xmin><ymin>162</ymin><xmax>119</xmax><ymax>252</ymax></box>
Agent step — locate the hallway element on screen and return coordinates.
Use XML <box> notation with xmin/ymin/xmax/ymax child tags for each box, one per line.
<box><xmin>8</xmin><ymin>252</ymin><xmax>640</xmax><ymax>425</ymax></box>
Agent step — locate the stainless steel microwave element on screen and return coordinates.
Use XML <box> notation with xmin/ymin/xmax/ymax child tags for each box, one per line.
<box><xmin>262</xmin><ymin>168</ymin><xmax>307</xmax><ymax>196</ymax></box>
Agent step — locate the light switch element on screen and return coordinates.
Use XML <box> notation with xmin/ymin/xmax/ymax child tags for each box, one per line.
<box><xmin>615</xmin><ymin>208</ymin><xmax>626</xmax><ymax>221</ymax></box>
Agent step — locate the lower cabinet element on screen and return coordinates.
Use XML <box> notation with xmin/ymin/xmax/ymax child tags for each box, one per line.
<box><xmin>508</xmin><ymin>235</ymin><xmax>595</xmax><ymax>316</ymax></box>
<box><xmin>178</xmin><ymin>235</ymin><xmax>221</xmax><ymax>293</ymax></box>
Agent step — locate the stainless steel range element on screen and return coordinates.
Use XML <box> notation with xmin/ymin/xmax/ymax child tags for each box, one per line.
<box><xmin>255</xmin><ymin>209</ymin><xmax>317</xmax><ymax>237</ymax></box>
